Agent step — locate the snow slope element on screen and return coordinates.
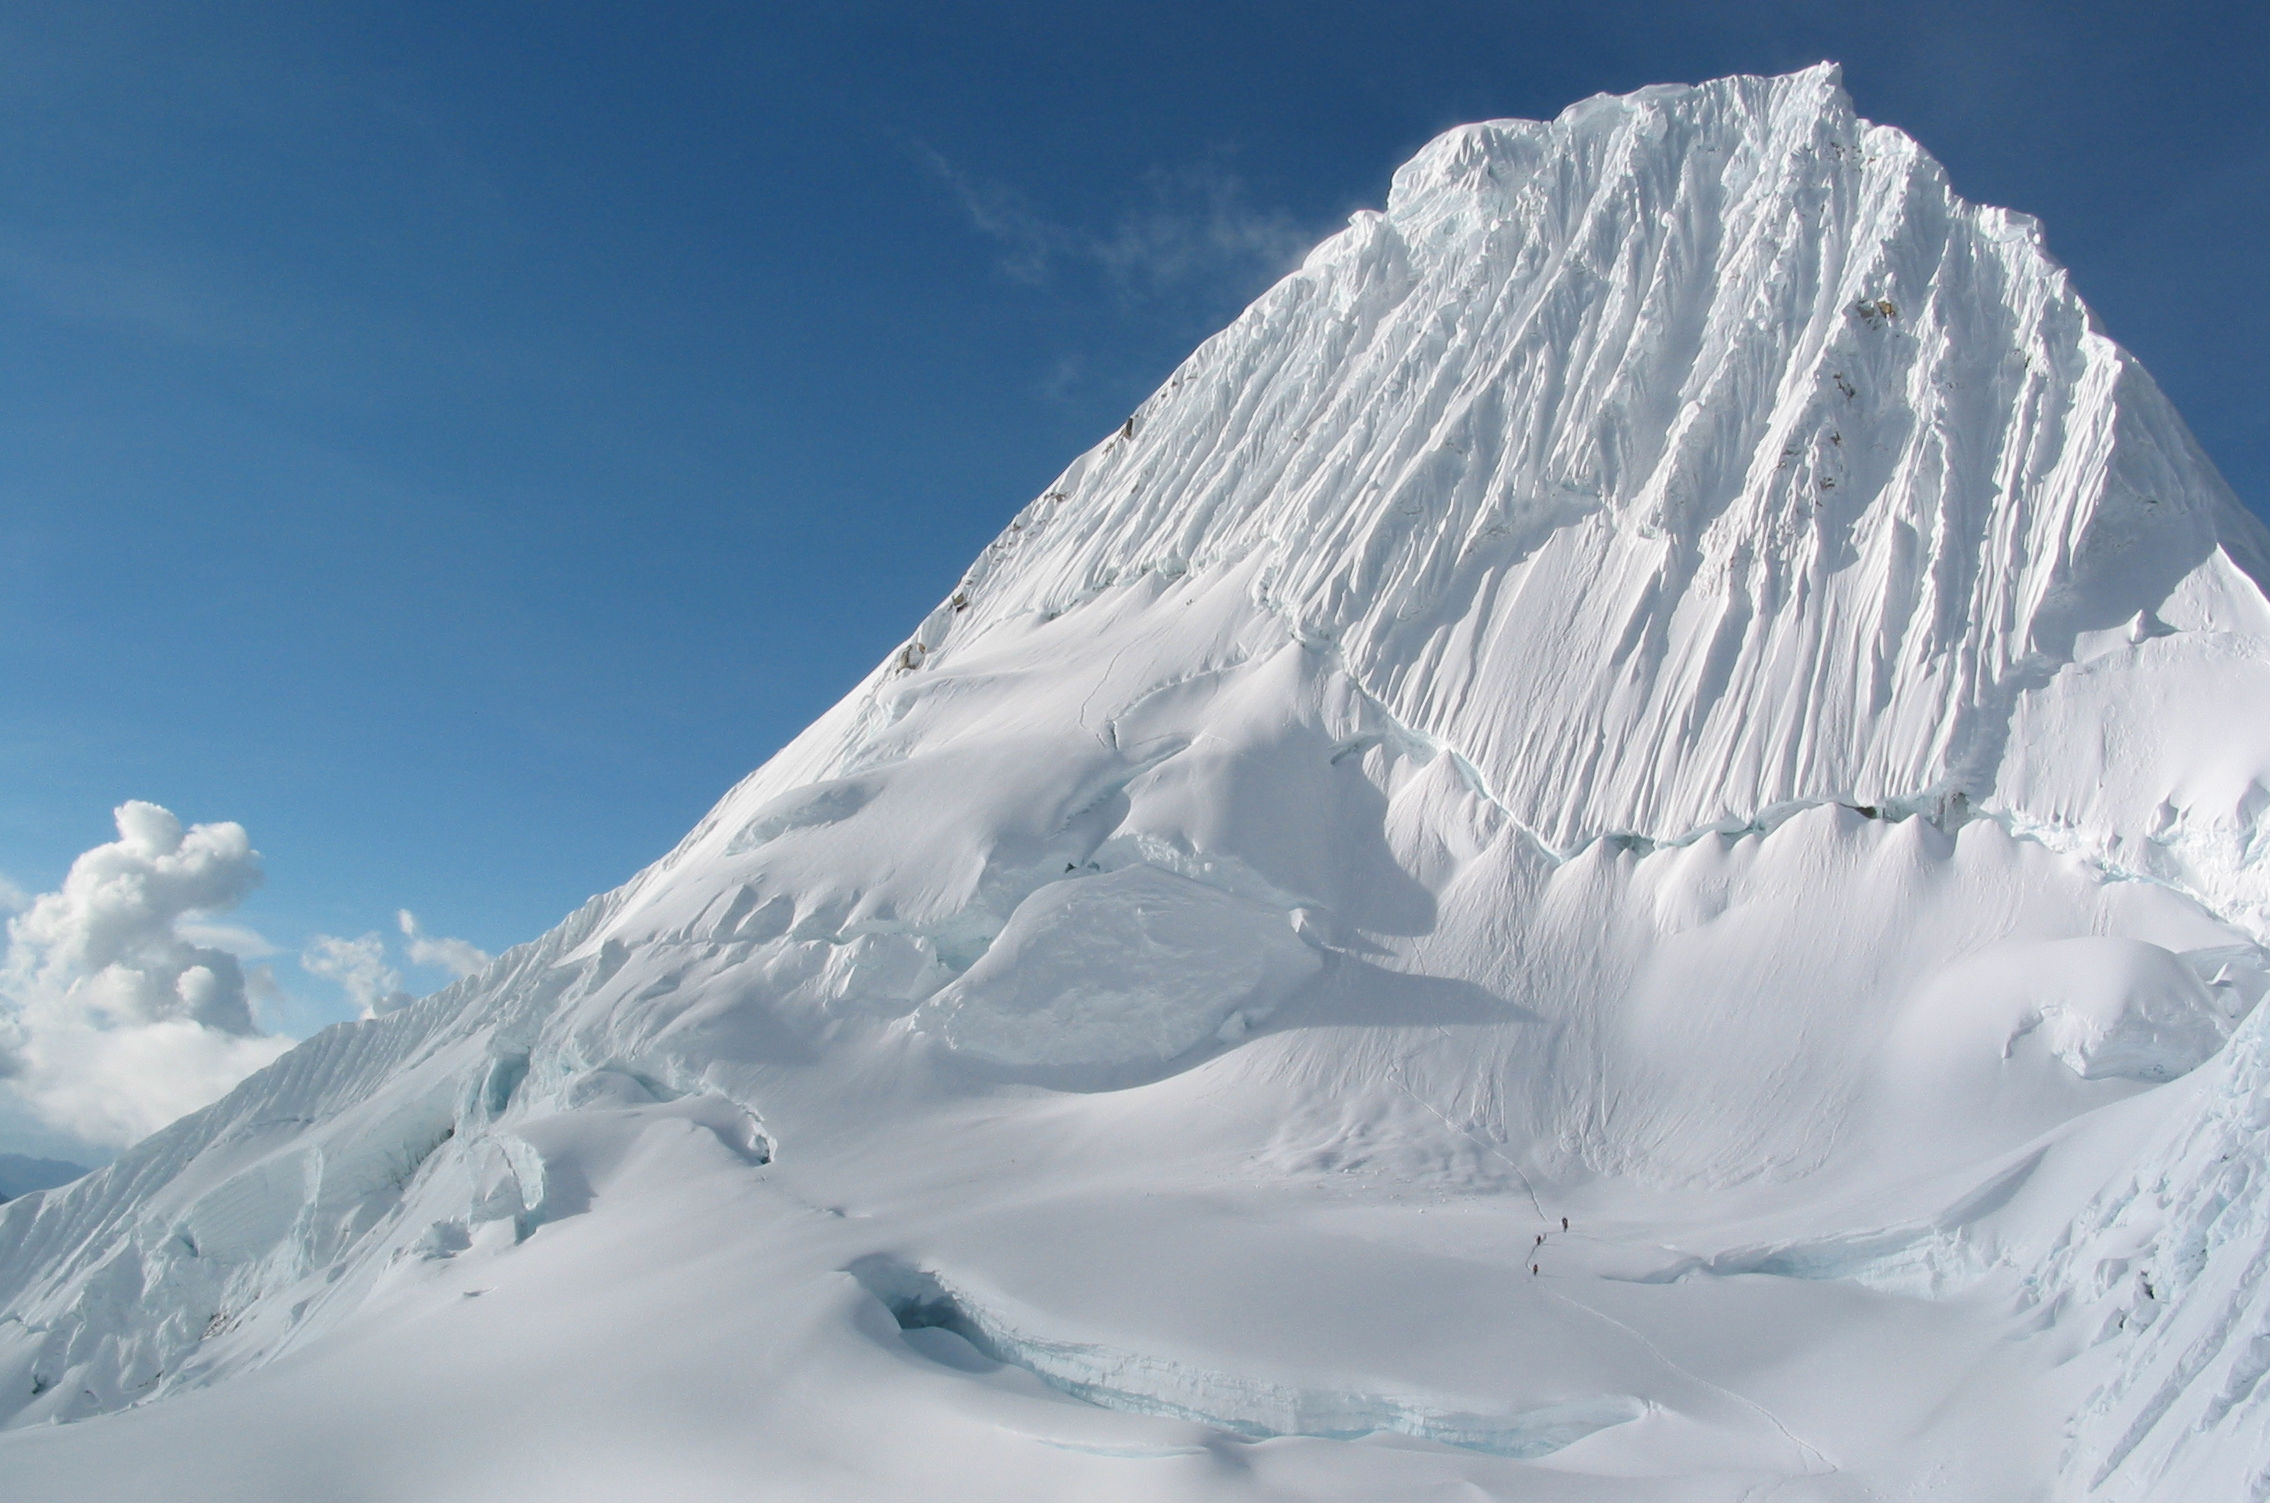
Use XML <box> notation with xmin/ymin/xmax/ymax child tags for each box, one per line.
<box><xmin>4</xmin><ymin>65</ymin><xmax>2268</xmax><ymax>1500</ymax></box>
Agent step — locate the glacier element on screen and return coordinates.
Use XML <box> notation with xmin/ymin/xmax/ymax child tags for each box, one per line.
<box><xmin>3</xmin><ymin>64</ymin><xmax>2268</xmax><ymax>1500</ymax></box>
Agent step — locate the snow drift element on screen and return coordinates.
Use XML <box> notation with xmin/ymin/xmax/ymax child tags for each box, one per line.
<box><xmin>3</xmin><ymin>65</ymin><xmax>2267</xmax><ymax>1501</ymax></box>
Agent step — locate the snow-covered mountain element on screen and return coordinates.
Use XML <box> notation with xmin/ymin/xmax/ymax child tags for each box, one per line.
<box><xmin>5</xmin><ymin>65</ymin><xmax>2269</xmax><ymax>1500</ymax></box>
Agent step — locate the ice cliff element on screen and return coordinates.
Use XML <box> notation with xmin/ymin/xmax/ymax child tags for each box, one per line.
<box><xmin>3</xmin><ymin>65</ymin><xmax>2267</xmax><ymax>1501</ymax></box>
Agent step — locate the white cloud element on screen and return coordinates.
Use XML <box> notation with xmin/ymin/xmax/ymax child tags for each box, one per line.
<box><xmin>175</xmin><ymin>919</ymin><xmax>280</xmax><ymax>958</ymax></box>
<box><xmin>300</xmin><ymin>910</ymin><xmax>487</xmax><ymax>1021</ymax></box>
<box><xmin>1</xmin><ymin>801</ymin><xmax>292</xmax><ymax>1150</ymax></box>
<box><xmin>922</xmin><ymin>148</ymin><xmax>1314</xmax><ymax>301</ymax></box>
<box><xmin>1</xmin><ymin>808</ymin><xmax>501</xmax><ymax>1152</ymax></box>
<box><xmin>299</xmin><ymin>908</ymin><xmax>485</xmax><ymax>1026</ymax></box>
<box><xmin>1089</xmin><ymin>161</ymin><xmax>1314</xmax><ymax>294</ymax></box>
<box><xmin>398</xmin><ymin>909</ymin><xmax>489</xmax><ymax>979</ymax></box>
<box><xmin>300</xmin><ymin>932</ymin><xmax>409</xmax><ymax>1019</ymax></box>
<box><xmin>920</xmin><ymin>146</ymin><xmax>1062</xmax><ymax>285</ymax></box>
<box><xmin>11</xmin><ymin>1017</ymin><xmax>289</xmax><ymax>1153</ymax></box>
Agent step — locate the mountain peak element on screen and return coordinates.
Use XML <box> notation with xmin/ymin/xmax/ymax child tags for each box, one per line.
<box><xmin>1388</xmin><ymin>62</ymin><xmax>1855</xmax><ymax>224</ymax></box>
<box><xmin>896</xmin><ymin>68</ymin><xmax>2258</xmax><ymax>864</ymax></box>
<box><xmin>4</xmin><ymin>70</ymin><xmax>2268</xmax><ymax>1501</ymax></box>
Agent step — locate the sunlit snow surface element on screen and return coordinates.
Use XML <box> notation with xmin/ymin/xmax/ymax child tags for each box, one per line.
<box><xmin>5</xmin><ymin>65</ymin><xmax>2270</xmax><ymax>1500</ymax></box>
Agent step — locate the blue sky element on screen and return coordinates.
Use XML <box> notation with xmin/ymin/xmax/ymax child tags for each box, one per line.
<box><xmin>1</xmin><ymin>1</ymin><xmax>2263</xmax><ymax>1124</ymax></box>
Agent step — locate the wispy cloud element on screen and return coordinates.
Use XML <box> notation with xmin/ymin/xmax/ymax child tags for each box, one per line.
<box><xmin>921</xmin><ymin>147</ymin><xmax>1063</xmax><ymax>286</ymax></box>
<box><xmin>1089</xmin><ymin>161</ymin><xmax>1318</xmax><ymax>293</ymax></box>
<box><xmin>175</xmin><ymin>918</ymin><xmax>280</xmax><ymax>959</ymax></box>
<box><xmin>921</xmin><ymin>147</ymin><xmax>1316</xmax><ymax>301</ymax></box>
<box><xmin>1033</xmin><ymin>351</ymin><xmax>1087</xmax><ymax>406</ymax></box>
<box><xmin>398</xmin><ymin>909</ymin><xmax>489</xmax><ymax>979</ymax></box>
<box><xmin>301</xmin><ymin>908</ymin><xmax>490</xmax><ymax>1021</ymax></box>
<box><xmin>301</xmin><ymin>932</ymin><xmax>408</xmax><ymax>1019</ymax></box>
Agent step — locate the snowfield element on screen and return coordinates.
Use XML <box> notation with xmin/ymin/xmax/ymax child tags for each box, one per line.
<box><xmin>4</xmin><ymin>65</ymin><xmax>2268</xmax><ymax>1500</ymax></box>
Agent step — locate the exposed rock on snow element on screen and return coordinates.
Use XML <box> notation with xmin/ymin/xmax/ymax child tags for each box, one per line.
<box><xmin>1</xmin><ymin>65</ymin><xmax>2267</xmax><ymax>1502</ymax></box>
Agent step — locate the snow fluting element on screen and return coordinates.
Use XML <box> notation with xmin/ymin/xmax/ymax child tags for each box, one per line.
<box><xmin>4</xmin><ymin>64</ymin><xmax>2269</xmax><ymax>1501</ymax></box>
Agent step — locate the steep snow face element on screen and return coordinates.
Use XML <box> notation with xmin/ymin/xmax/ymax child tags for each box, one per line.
<box><xmin>2</xmin><ymin>67</ymin><xmax>2268</xmax><ymax>1502</ymax></box>
<box><xmin>902</xmin><ymin>64</ymin><xmax>2268</xmax><ymax>867</ymax></box>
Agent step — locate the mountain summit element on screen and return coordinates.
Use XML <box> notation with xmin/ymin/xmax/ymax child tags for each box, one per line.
<box><xmin>4</xmin><ymin>68</ymin><xmax>2268</xmax><ymax>1501</ymax></box>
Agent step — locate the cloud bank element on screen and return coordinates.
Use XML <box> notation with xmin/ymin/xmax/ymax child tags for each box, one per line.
<box><xmin>0</xmin><ymin>802</ymin><xmax>291</xmax><ymax>1150</ymax></box>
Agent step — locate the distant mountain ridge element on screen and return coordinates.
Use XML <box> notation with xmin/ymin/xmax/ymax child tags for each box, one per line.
<box><xmin>0</xmin><ymin>1155</ymin><xmax>85</xmax><ymax>1202</ymax></box>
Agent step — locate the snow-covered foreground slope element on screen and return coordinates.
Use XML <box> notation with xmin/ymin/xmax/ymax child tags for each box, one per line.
<box><xmin>5</xmin><ymin>66</ymin><xmax>2269</xmax><ymax>1501</ymax></box>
